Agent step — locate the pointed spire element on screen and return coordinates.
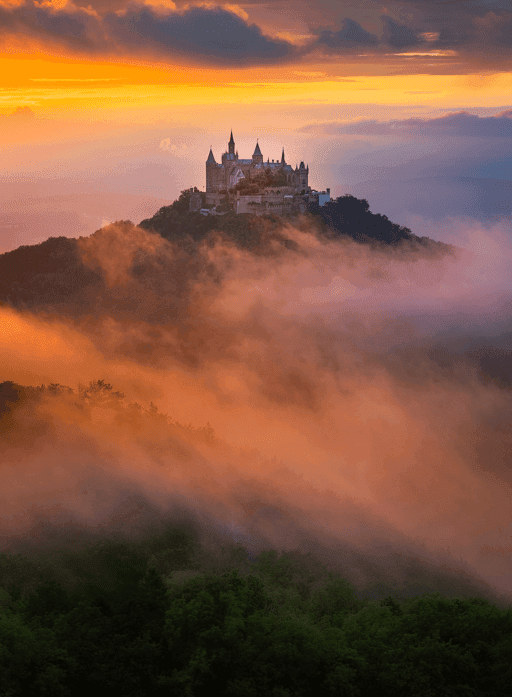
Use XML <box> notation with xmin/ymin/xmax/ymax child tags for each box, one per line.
<box><xmin>253</xmin><ymin>140</ymin><xmax>262</xmax><ymax>157</ymax></box>
<box><xmin>206</xmin><ymin>146</ymin><xmax>216</xmax><ymax>164</ymax></box>
<box><xmin>228</xmin><ymin>130</ymin><xmax>235</xmax><ymax>155</ymax></box>
<box><xmin>281</xmin><ymin>147</ymin><xmax>285</xmax><ymax>164</ymax></box>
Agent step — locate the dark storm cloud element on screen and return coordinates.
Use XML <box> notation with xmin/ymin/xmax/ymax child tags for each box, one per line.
<box><xmin>387</xmin><ymin>0</ymin><xmax>512</xmax><ymax>50</ymax></box>
<box><xmin>381</xmin><ymin>16</ymin><xmax>420</xmax><ymax>49</ymax></box>
<box><xmin>103</xmin><ymin>6</ymin><xmax>296</xmax><ymax>65</ymax></box>
<box><xmin>299</xmin><ymin>110</ymin><xmax>512</xmax><ymax>138</ymax></box>
<box><xmin>0</xmin><ymin>1</ymin><xmax>101</xmax><ymax>52</ymax></box>
<box><xmin>1</xmin><ymin>0</ymin><xmax>512</xmax><ymax>68</ymax></box>
<box><xmin>307</xmin><ymin>0</ymin><xmax>512</xmax><ymax>65</ymax></box>
<box><xmin>0</xmin><ymin>2</ymin><xmax>297</xmax><ymax>66</ymax></box>
<box><xmin>316</xmin><ymin>18</ymin><xmax>378</xmax><ymax>50</ymax></box>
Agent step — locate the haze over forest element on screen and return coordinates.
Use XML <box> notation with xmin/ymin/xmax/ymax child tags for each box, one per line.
<box><xmin>1</xmin><ymin>0</ymin><xmax>512</xmax><ymax>620</ymax></box>
<box><xmin>0</xmin><ymin>192</ymin><xmax>511</xmax><ymax>607</ymax></box>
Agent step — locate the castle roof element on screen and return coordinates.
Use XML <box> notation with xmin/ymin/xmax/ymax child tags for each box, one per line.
<box><xmin>253</xmin><ymin>141</ymin><xmax>262</xmax><ymax>157</ymax></box>
<box><xmin>229</xmin><ymin>130</ymin><xmax>235</xmax><ymax>145</ymax></box>
<box><xmin>206</xmin><ymin>148</ymin><xmax>216</xmax><ymax>164</ymax></box>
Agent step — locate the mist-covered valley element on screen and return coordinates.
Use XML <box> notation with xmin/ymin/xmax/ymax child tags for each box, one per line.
<box><xmin>1</xmin><ymin>196</ymin><xmax>511</xmax><ymax>695</ymax></box>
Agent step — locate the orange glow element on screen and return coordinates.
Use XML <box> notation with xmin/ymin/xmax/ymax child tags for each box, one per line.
<box><xmin>2</xmin><ymin>45</ymin><xmax>512</xmax><ymax>116</ymax></box>
<box><xmin>1</xmin><ymin>221</ymin><xmax>512</xmax><ymax>600</ymax></box>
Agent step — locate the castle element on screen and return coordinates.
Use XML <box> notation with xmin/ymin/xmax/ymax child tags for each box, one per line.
<box><xmin>189</xmin><ymin>131</ymin><xmax>330</xmax><ymax>216</ymax></box>
<box><xmin>206</xmin><ymin>131</ymin><xmax>310</xmax><ymax>194</ymax></box>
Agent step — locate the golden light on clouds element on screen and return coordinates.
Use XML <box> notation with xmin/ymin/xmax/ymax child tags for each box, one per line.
<box><xmin>3</xmin><ymin>53</ymin><xmax>512</xmax><ymax>117</ymax></box>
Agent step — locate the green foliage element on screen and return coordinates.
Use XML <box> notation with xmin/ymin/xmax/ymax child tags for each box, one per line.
<box><xmin>0</xmin><ymin>531</ymin><xmax>510</xmax><ymax>696</ymax></box>
<box><xmin>339</xmin><ymin>593</ymin><xmax>512</xmax><ymax>696</ymax></box>
<box><xmin>0</xmin><ymin>608</ymin><xmax>70</xmax><ymax>696</ymax></box>
<box><xmin>232</xmin><ymin>167</ymin><xmax>289</xmax><ymax>194</ymax></box>
<box><xmin>172</xmin><ymin>189</ymin><xmax>195</xmax><ymax>214</ymax></box>
<box><xmin>140</xmin><ymin>204</ymin><xmax>297</xmax><ymax>255</ymax></box>
<box><xmin>163</xmin><ymin>569</ymin><xmax>334</xmax><ymax>696</ymax></box>
<box><xmin>313</xmin><ymin>194</ymin><xmax>414</xmax><ymax>245</ymax></box>
<box><xmin>309</xmin><ymin>572</ymin><xmax>365</xmax><ymax>628</ymax></box>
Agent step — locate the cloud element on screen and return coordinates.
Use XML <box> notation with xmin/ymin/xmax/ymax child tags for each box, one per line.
<box><xmin>0</xmin><ymin>1</ymin><xmax>104</xmax><ymax>52</ymax></box>
<box><xmin>304</xmin><ymin>2</ymin><xmax>512</xmax><ymax>67</ymax></box>
<box><xmin>316</xmin><ymin>18</ymin><xmax>379</xmax><ymax>51</ymax></box>
<box><xmin>159</xmin><ymin>137</ymin><xmax>187</xmax><ymax>152</ymax></box>
<box><xmin>0</xmin><ymin>1</ymin><xmax>298</xmax><ymax>66</ymax></box>
<box><xmin>0</xmin><ymin>105</ymin><xmax>35</xmax><ymax>118</ymax></box>
<box><xmin>2</xmin><ymin>220</ymin><xmax>512</xmax><ymax>600</ymax></box>
<box><xmin>2</xmin><ymin>0</ymin><xmax>512</xmax><ymax>70</ymax></box>
<box><xmin>104</xmin><ymin>5</ymin><xmax>297</xmax><ymax>65</ymax></box>
<box><xmin>383</xmin><ymin>1</ymin><xmax>512</xmax><ymax>58</ymax></box>
<box><xmin>299</xmin><ymin>110</ymin><xmax>512</xmax><ymax>138</ymax></box>
<box><xmin>381</xmin><ymin>16</ymin><xmax>420</xmax><ymax>49</ymax></box>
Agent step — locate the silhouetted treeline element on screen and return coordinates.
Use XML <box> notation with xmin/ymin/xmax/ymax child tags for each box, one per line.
<box><xmin>0</xmin><ymin>236</ymin><xmax>100</xmax><ymax>309</ymax></box>
<box><xmin>308</xmin><ymin>194</ymin><xmax>416</xmax><ymax>245</ymax></box>
<box><xmin>0</xmin><ymin>521</ymin><xmax>510</xmax><ymax>696</ymax></box>
<box><xmin>0</xmin><ymin>379</ymin><xmax>216</xmax><ymax>449</ymax></box>
<box><xmin>140</xmin><ymin>190</ymin><xmax>453</xmax><ymax>251</ymax></box>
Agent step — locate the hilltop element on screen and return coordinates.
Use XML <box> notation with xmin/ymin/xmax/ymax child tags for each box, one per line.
<box><xmin>139</xmin><ymin>189</ymin><xmax>454</xmax><ymax>251</ymax></box>
<box><xmin>0</xmin><ymin>192</ymin><xmax>454</xmax><ymax>312</ymax></box>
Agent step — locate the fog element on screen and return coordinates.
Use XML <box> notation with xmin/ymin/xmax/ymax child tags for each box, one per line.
<box><xmin>1</xmin><ymin>216</ymin><xmax>511</xmax><ymax>602</ymax></box>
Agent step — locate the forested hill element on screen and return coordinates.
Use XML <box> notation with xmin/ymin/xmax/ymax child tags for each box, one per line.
<box><xmin>138</xmin><ymin>190</ymin><xmax>453</xmax><ymax>251</ymax></box>
<box><xmin>0</xmin><ymin>193</ymin><xmax>453</xmax><ymax>311</ymax></box>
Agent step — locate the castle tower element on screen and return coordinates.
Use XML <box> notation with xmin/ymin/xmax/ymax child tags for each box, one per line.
<box><xmin>252</xmin><ymin>140</ymin><xmax>263</xmax><ymax>165</ymax></box>
<box><xmin>281</xmin><ymin>148</ymin><xmax>285</xmax><ymax>164</ymax></box>
<box><xmin>299</xmin><ymin>161</ymin><xmax>309</xmax><ymax>191</ymax></box>
<box><xmin>228</xmin><ymin>130</ymin><xmax>235</xmax><ymax>155</ymax></box>
<box><xmin>206</xmin><ymin>147</ymin><xmax>216</xmax><ymax>165</ymax></box>
<box><xmin>206</xmin><ymin>147</ymin><xmax>217</xmax><ymax>193</ymax></box>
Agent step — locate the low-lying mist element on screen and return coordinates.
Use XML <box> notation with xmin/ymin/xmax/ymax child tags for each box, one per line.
<box><xmin>1</xmin><ymin>214</ymin><xmax>511</xmax><ymax>603</ymax></box>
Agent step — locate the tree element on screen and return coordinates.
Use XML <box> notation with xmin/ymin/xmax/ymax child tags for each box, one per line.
<box><xmin>316</xmin><ymin>195</ymin><xmax>413</xmax><ymax>244</ymax></box>
<box><xmin>0</xmin><ymin>607</ymin><xmax>70</xmax><ymax>696</ymax></box>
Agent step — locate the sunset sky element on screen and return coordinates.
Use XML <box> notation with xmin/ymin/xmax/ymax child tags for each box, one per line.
<box><xmin>2</xmin><ymin>0</ymin><xmax>512</xmax><ymax>248</ymax></box>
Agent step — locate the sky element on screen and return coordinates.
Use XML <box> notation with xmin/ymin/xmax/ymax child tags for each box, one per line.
<box><xmin>1</xmin><ymin>0</ymin><xmax>512</xmax><ymax>249</ymax></box>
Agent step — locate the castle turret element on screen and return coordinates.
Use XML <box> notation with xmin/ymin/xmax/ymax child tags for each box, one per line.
<box><xmin>205</xmin><ymin>147</ymin><xmax>218</xmax><ymax>192</ymax></box>
<box><xmin>206</xmin><ymin>147</ymin><xmax>216</xmax><ymax>164</ymax></box>
<box><xmin>281</xmin><ymin>148</ymin><xmax>285</xmax><ymax>164</ymax></box>
<box><xmin>252</xmin><ymin>140</ymin><xmax>263</xmax><ymax>164</ymax></box>
<box><xmin>299</xmin><ymin>161</ymin><xmax>308</xmax><ymax>191</ymax></box>
<box><xmin>228</xmin><ymin>130</ymin><xmax>235</xmax><ymax>155</ymax></box>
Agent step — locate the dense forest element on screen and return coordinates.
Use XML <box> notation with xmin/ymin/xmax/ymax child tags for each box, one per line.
<box><xmin>1</xmin><ymin>379</ymin><xmax>511</xmax><ymax>696</ymax></box>
<box><xmin>0</xmin><ymin>513</ymin><xmax>510</xmax><ymax>696</ymax></box>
